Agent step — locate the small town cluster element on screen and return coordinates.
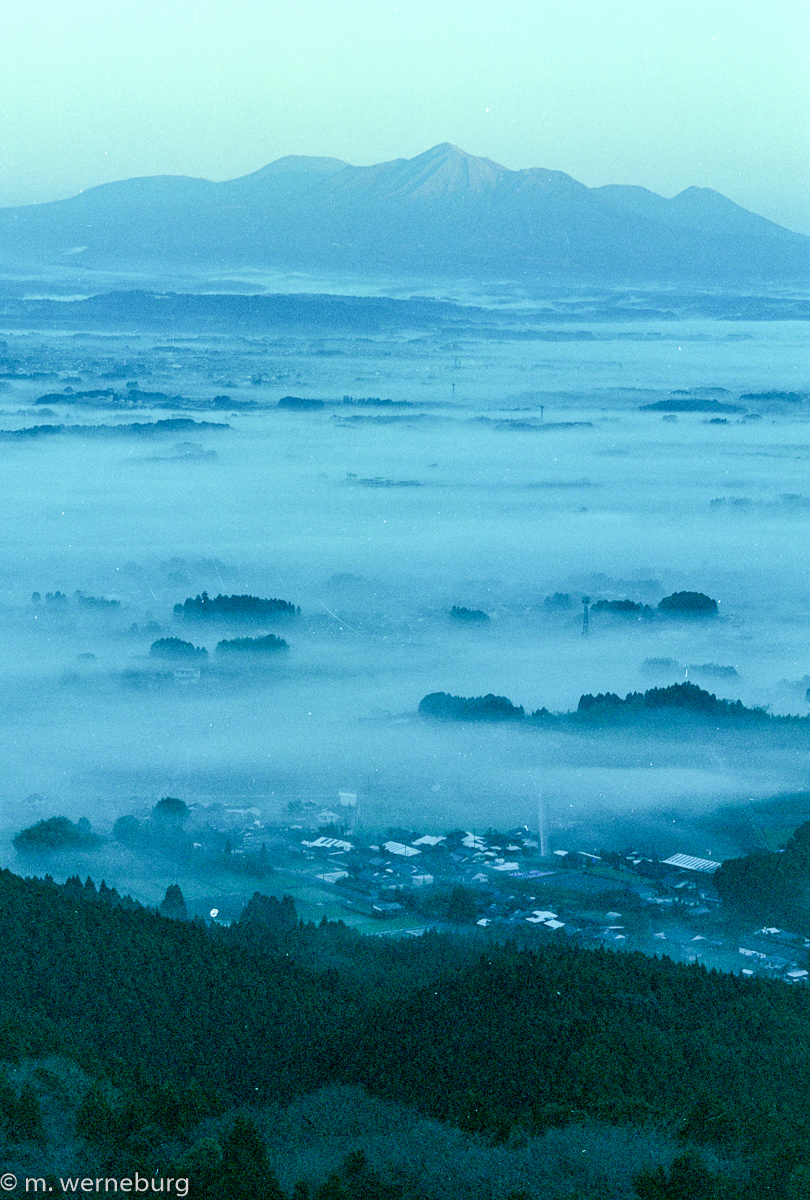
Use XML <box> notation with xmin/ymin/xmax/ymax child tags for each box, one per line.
<box><xmin>210</xmin><ymin>791</ymin><xmax>810</xmax><ymax>984</ymax></box>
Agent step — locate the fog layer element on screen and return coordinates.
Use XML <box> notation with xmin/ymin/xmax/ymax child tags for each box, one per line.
<box><xmin>0</xmin><ymin>284</ymin><xmax>807</xmax><ymax>868</ymax></box>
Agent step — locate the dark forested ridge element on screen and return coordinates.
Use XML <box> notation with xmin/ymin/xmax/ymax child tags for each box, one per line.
<box><xmin>574</xmin><ymin>681</ymin><xmax>766</xmax><ymax>721</ymax></box>
<box><xmin>588</xmin><ymin>592</ymin><xmax>720</xmax><ymax>618</ymax></box>
<box><xmin>1</xmin><ymin>867</ymin><xmax>810</xmax><ymax>1195</ymax></box>
<box><xmin>0</xmin><ymin>869</ymin><xmax>345</xmax><ymax>1103</ymax></box>
<box><xmin>419</xmin><ymin>681</ymin><xmax>776</xmax><ymax>726</ymax></box>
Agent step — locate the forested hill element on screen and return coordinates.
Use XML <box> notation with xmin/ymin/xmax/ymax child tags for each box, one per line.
<box><xmin>419</xmin><ymin>681</ymin><xmax>775</xmax><ymax>724</ymax></box>
<box><xmin>0</xmin><ymin>869</ymin><xmax>344</xmax><ymax>1103</ymax></box>
<box><xmin>173</xmin><ymin>592</ymin><xmax>298</xmax><ymax>621</ymax></box>
<box><xmin>574</xmin><ymin>681</ymin><xmax>769</xmax><ymax>721</ymax></box>
<box><xmin>2</xmin><ymin>867</ymin><xmax>810</xmax><ymax>1194</ymax></box>
<box><xmin>418</xmin><ymin>692</ymin><xmax>525</xmax><ymax>720</ymax></box>
<box><xmin>715</xmin><ymin>820</ymin><xmax>810</xmax><ymax>927</ymax></box>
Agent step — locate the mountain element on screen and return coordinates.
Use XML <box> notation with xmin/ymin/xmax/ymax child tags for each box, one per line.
<box><xmin>593</xmin><ymin>181</ymin><xmax>798</xmax><ymax>242</ymax></box>
<box><xmin>0</xmin><ymin>143</ymin><xmax>806</xmax><ymax>283</ymax></box>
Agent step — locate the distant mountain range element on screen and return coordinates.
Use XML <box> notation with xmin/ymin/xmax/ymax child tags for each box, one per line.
<box><xmin>0</xmin><ymin>143</ymin><xmax>807</xmax><ymax>283</ymax></box>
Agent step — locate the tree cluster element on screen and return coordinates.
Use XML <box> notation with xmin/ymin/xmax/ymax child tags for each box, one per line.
<box><xmin>111</xmin><ymin>798</ymin><xmax>272</xmax><ymax>880</ymax></box>
<box><xmin>714</xmin><ymin>820</ymin><xmax>810</xmax><ymax>926</ymax></box>
<box><xmin>216</xmin><ymin>634</ymin><xmax>289</xmax><ymax>655</ymax></box>
<box><xmin>449</xmin><ymin>606</ymin><xmax>489</xmax><ymax>622</ymax></box>
<box><xmin>419</xmin><ymin>682</ymin><xmax>770</xmax><ymax>728</ymax></box>
<box><xmin>150</xmin><ymin>637</ymin><xmax>208</xmax><ymax>660</ymax></box>
<box><xmin>591</xmin><ymin>599</ymin><xmax>652</xmax><ymax>615</ymax></box>
<box><xmin>173</xmin><ymin>593</ymin><xmax>297</xmax><ymax>621</ymax></box>
<box><xmin>75</xmin><ymin>592</ymin><xmax>120</xmax><ymax>609</ymax></box>
<box><xmin>576</xmin><ymin>681</ymin><xmax>765</xmax><ymax>722</ymax></box>
<box><xmin>657</xmin><ymin>591</ymin><xmax>719</xmax><ymax>616</ymax></box>
<box><xmin>543</xmin><ymin>593</ymin><xmax>572</xmax><ymax>611</ymax></box>
<box><xmin>418</xmin><ymin>692</ymin><xmax>525</xmax><ymax>721</ymax></box>
<box><xmin>12</xmin><ymin>816</ymin><xmax>101</xmax><ymax>854</ymax></box>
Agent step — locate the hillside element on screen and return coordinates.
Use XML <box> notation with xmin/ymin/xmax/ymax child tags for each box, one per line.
<box><xmin>1</xmin><ymin>867</ymin><xmax>810</xmax><ymax>1195</ymax></box>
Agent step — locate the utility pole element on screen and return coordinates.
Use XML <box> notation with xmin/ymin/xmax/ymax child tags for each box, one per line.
<box><xmin>538</xmin><ymin>792</ymin><xmax>550</xmax><ymax>858</ymax></box>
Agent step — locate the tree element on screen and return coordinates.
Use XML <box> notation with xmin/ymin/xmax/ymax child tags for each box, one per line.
<box><xmin>313</xmin><ymin>1150</ymin><xmax>404</xmax><ymax>1199</ymax></box>
<box><xmin>219</xmin><ymin>1115</ymin><xmax>285</xmax><ymax>1200</ymax></box>
<box><xmin>238</xmin><ymin>892</ymin><xmax>297</xmax><ymax>931</ymax></box>
<box><xmin>714</xmin><ymin>819</ymin><xmax>810</xmax><ymax>924</ymax></box>
<box><xmin>591</xmin><ymin>599</ymin><xmax>650</xmax><ymax>614</ymax></box>
<box><xmin>76</xmin><ymin>1085</ymin><xmax>117</xmax><ymax>1149</ymax></box>
<box><xmin>543</xmin><ymin>593</ymin><xmax>572</xmax><ymax>611</ymax></box>
<box><xmin>152</xmin><ymin>797</ymin><xmax>189</xmax><ymax>829</ymax></box>
<box><xmin>173</xmin><ymin>1138</ymin><xmax>223</xmax><ymax>1197</ymax></box>
<box><xmin>9</xmin><ymin>1082</ymin><xmax>45</xmax><ymax>1145</ymax></box>
<box><xmin>633</xmin><ymin>1151</ymin><xmax>733</xmax><ymax>1199</ymax></box>
<box><xmin>447</xmin><ymin>886</ymin><xmax>478</xmax><ymax>922</ymax></box>
<box><xmin>113</xmin><ymin>815</ymin><xmax>145</xmax><ymax>847</ymax></box>
<box><xmin>160</xmin><ymin>884</ymin><xmax>187</xmax><ymax>920</ymax></box>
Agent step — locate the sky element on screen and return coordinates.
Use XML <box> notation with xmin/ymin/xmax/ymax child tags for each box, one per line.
<box><xmin>1</xmin><ymin>0</ymin><xmax>808</xmax><ymax>233</ymax></box>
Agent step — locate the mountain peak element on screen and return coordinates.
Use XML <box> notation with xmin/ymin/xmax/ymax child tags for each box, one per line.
<box><xmin>415</xmin><ymin>142</ymin><xmax>503</xmax><ymax>169</ymax></box>
<box><xmin>384</xmin><ymin>143</ymin><xmax>506</xmax><ymax>198</ymax></box>
<box><xmin>421</xmin><ymin>142</ymin><xmax>473</xmax><ymax>160</ymax></box>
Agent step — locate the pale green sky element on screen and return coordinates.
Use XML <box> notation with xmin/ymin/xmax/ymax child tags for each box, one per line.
<box><xmin>1</xmin><ymin>0</ymin><xmax>808</xmax><ymax>232</ymax></box>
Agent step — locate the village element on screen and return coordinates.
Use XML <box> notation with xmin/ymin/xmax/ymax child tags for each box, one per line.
<box><xmin>192</xmin><ymin>789</ymin><xmax>810</xmax><ymax>986</ymax></box>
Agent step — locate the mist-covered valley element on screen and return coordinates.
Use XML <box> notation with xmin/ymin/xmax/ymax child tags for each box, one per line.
<box><xmin>0</xmin><ymin>278</ymin><xmax>808</xmax><ymax>893</ymax></box>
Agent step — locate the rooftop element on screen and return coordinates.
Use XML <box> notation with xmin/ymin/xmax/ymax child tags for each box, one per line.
<box><xmin>661</xmin><ymin>853</ymin><xmax>721</xmax><ymax>874</ymax></box>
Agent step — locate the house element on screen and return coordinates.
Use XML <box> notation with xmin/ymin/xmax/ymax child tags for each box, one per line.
<box><xmin>382</xmin><ymin>841</ymin><xmax>420</xmax><ymax>858</ymax></box>
<box><xmin>173</xmin><ymin>667</ymin><xmax>200</xmax><ymax>682</ymax></box>
<box><xmin>302</xmin><ymin>835</ymin><xmax>353</xmax><ymax>853</ymax></box>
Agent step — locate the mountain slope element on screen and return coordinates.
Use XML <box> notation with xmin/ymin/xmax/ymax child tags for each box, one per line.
<box><xmin>0</xmin><ymin>143</ymin><xmax>806</xmax><ymax>282</ymax></box>
<box><xmin>595</xmin><ymin>181</ymin><xmax>798</xmax><ymax>241</ymax></box>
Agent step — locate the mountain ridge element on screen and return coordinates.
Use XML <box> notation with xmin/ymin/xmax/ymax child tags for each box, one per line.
<box><xmin>0</xmin><ymin>143</ymin><xmax>806</xmax><ymax>283</ymax></box>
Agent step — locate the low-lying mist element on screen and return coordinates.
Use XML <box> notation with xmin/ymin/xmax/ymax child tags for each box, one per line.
<box><xmin>0</xmin><ymin>283</ymin><xmax>808</xmax><ymax>894</ymax></box>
